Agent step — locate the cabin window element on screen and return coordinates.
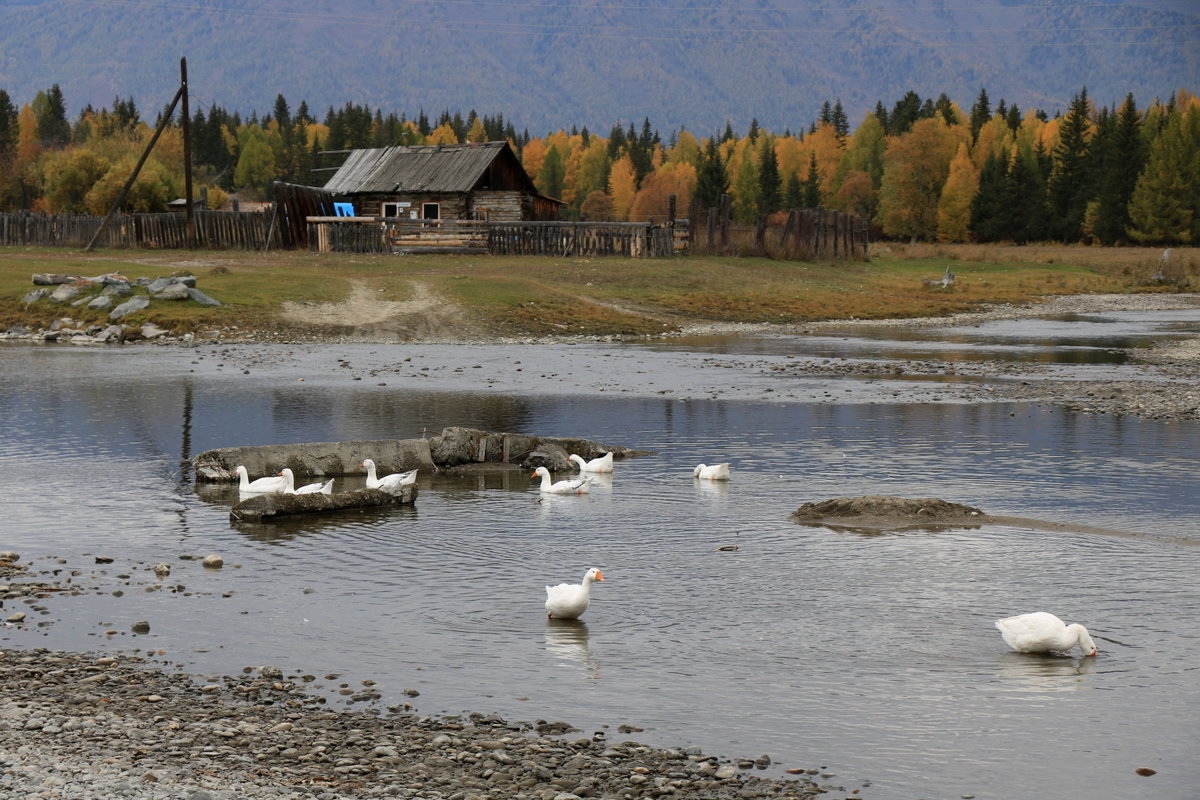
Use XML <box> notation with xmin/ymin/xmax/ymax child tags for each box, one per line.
<box><xmin>422</xmin><ymin>202</ymin><xmax>440</xmax><ymax>221</ymax></box>
<box><xmin>381</xmin><ymin>202</ymin><xmax>405</xmax><ymax>217</ymax></box>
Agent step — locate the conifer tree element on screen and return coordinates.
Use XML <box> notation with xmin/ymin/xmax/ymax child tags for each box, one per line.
<box><xmin>832</xmin><ymin>101</ymin><xmax>849</xmax><ymax>139</ymax></box>
<box><xmin>1127</xmin><ymin>104</ymin><xmax>1198</xmax><ymax>243</ymax></box>
<box><xmin>0</xmin><ymin>89</ymin><xmax>17</xmax><ymax>163</ymax></box>
<box><xmin>538</xmin><ymin>144</ymin><xmax>565</xmax><ymax>200</ymax></box>
<box><xmin>1048</xmin><ymin>88</ymin><xmax>1094</xmax><ymax>242</ymax></box>
<box><xmin>783</xmin><ymin>172</ymin><xmax>802</xmax><ymax>209</ymax></box>
<box><xmin>757</xmin><ymin>138</ymin><xmax>781</xmax><ymax>215</ymax></box>
<box><xmin>969</xmin><ymin>88</ymin><xmax>988</xmax><ymax>143</ymax></box>
<box><xmin>33</xmin><ymin>84</ymin><xmax>70</xmax><ymax>148</ymax></box>
<box><xmin>802</xmin><ymin>153</ymin><xmax>821</xmax><ymax>208</ymax></box>
<box><xmin>1092</xmin><ymin>94</ymin><xmax>1145</xmax><ymax>245</ymax></box>
<box><xmin>693</xmin><ymin>138</ymin><xmax>728</xmax><ymax>208</ymax></box>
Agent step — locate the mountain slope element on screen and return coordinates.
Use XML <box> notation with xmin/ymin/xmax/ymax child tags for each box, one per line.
<box><xmin>0</xmin><ymin>0</ymin><xmax>1195</xmax><ymax>132</ymax></box>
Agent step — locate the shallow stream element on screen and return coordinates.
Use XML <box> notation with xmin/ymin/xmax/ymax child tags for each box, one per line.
<box><xmin>2</xmin><ymin>312</ymin><xmax>1198</xmax><ymax>800</ymax></box>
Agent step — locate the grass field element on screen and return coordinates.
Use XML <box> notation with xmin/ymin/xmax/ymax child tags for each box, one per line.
<box><xmin>1</xmin><ymin>243</ymin><xmax>1193</xmax><ymax>339</ymax></box>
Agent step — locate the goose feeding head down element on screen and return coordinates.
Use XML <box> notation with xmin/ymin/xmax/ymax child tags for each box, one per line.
<box><xmin>544</xmin><ymin>568</ymin><xmax>606</xmax><ymax>620</ymax></box>
<box><xmin>995</xmin><ymin>611</ymin><xmax>1098</xmax><ymax>657</ymax></box>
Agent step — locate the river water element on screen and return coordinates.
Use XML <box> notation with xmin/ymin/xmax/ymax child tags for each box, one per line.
<box><xmin>2</xmin><ymin>313</ymin><xmax>1198</xmax><ymax>800</ymax></box>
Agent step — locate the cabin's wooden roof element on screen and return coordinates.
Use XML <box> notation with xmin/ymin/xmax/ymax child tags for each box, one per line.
<box><xmin>322</xmin><ymin>141</ymin><xmax>537</xmax><ymax>195</ymax></box>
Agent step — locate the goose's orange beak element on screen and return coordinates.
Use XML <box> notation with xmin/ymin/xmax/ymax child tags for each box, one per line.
<box><xmin>595</xmin><ymin>571</ymin><xmax>605</xmax><ymax>581</ymax></box>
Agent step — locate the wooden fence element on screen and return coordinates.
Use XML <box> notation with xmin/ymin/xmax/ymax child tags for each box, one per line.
<box><xmin>0</xmin><ymin>210</ymin><xmax>282</xmax><ymax>250</ymax></box>
<box><xmin>307</xmin><ymin>218</ymin><xmax>683</xmax><ymax>257</ymax></box>
<box><xmin>688</xmin><ymin>199</ymin><xmax>870</xmax><ymax>260</ymax></box>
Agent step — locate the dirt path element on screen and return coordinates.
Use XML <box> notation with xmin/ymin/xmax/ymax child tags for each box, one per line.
<box><xmin>279</xmin><ymin>279</ymin><xmax>482</xmax><ymax>341</ymax></box>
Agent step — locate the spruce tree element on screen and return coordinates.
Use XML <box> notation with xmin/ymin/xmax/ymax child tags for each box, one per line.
<box><xmin>1048</xmin><ymin>88</ymin><xmax>1094</xmax><ymax>242</ymax></box>
<box><xmin>0</xmin><ymin>89</ymin><xmax>17</xmax><ymax>163</ymax></box>
<box><xmin>757</xmin><ymin>139</ymin><xmax>781</xmax><ymax>216</ymax></box>
<box><xmin>693</xmin><ymin>139</ymin><xmax>728</xmax><ymax>208</ymax></box>
<box><xmin>970</xmin><ymin>152</ymin><xmax>1008</xmax><ymax>241</ymax></box>
<box><xmin>832</xmin><ymin>100</ymin><xmax>849</xmax><ymax>139</ymax></box>
<box><xmin>1092</xmin><ymin>94</ymin><xmax>1145</xmax><ymax>245</ymax></box>
<box><xmin>33</xmin><ymin>84</ymin><xmax>71</xmax><ymax>148</ymax></box>
<box><xmin>802</xmin><ymin>153</ymin><xmax>821</xmax><ymax>209</ymax></box>
<box><xmin>783</xmin><ymin>172</ymin><xmax>802</xmax><ymax>209</ymax></box>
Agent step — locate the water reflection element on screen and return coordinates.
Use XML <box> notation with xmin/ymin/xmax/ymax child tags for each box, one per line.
<box><xmin>544</xmin><ymin>618</ymin><xmax>600</xmax><ymax>682</ymax></box>
<box><xmin>995</xmin><ymin>651</ymin><xmax>1096</xmax><ymax>692</ymax></box>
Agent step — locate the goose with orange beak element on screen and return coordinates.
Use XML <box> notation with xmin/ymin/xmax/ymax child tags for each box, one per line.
<box><xmin>545</xmin><ymin>568</ymin><xmax>605</xmax><ymax>619</ymax></box>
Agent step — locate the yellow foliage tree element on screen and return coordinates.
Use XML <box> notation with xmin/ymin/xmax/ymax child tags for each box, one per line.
<box><xmin>833</xmin><ymin>170</ymin><xmax>878</xmax><ymax>218</ymax></box>
<box><xmin>971</xmin><ymin>115</ymin><xmax>1013</xmax><ymax>170</ymax></box>
<box><xmin>428</xmin><ymin>122</ymin><xmax>458</xmax><ymax>145</ymax></box>
<box><xmin>666</xmin><ymin>130</ymin><xmax>700</xmax><ymax>166</ymax></box>
<box><xmin>937</xmin><ymin>142</ymin><xmax>979</xmax><ymax>242</ymax></box>
<box><xmin>629</xmin><ymin>161</ymin><xmax>696</xmax><ymax>222</ymax></box>
<box><xmin>608</xmin><ymin>154</ymin><xmax>637</xmax><ymax>221</ymax></box>
<box><xmin>805</xmin><ymin>123</ymin><xmax>845</xmax><ymax>197</ymax></box>
<box><xmin>521</xmin><ymin>138</ymin><xmax>547</xmax><ymax>182</ymax></box>
<box><xmin>466</xmin><ymin>117</ymin><xmax>487</xmax><ymax>143</ymax></box>
<box><xmin>878</xmin><ymin>117</ymin><xmax>960</xmax><ymax>241</ymax></box>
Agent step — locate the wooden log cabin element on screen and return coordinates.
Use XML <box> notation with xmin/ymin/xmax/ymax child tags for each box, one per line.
<box><xmin>321</xmin><ymin>141</ymin><xmax>563</xmax><ymax>222</ymax></box>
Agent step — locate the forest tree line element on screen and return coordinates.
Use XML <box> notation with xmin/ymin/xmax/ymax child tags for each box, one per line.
<box><xmin>0</xmin><ymin>85</ymin><xmax>1196</xmax><ymax>246</ymax></box>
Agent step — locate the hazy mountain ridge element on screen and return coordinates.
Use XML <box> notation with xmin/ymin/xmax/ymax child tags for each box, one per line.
<box><xmin>0</xmin><ymin>0</ymin><xmax>1195</xmax><ymax>133</ymax></box>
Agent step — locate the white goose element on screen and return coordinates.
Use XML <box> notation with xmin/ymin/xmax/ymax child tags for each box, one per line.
<box><xmin>279</xmin><ymin>468</ymin><xmax>334</xmax><ymax>495</ymax></box>
<box><xmin>995</xmin><ymin>612</ymin><xmax>1098</xmax><ymax>656</ymax></box>
<box><xmin>235</xmin><ymin>465</ymin><xmax>287</xmax><ymax>494</ymax></box>
<box><xmin>693</xmin><ymin>462</ymin><xmax>731</xmax><ymax>480</ymax></box>
<box><xmin>545</xmin><ymin>568</ymin><xmax>605</xmax><ymax>619</ymax></box>
<box><xmin>361</xmin><ymin>459</ymin><xmax>417</xmax><ymax>492</ymax></box>
<box><xmin>569</xmin><ymin>452</ymin><xmax>614</xmax><ymax>473</ymax></box>
<box><xmin>532</xmin><ymin>466</ymin><xmax>592</xmax><ymax>494</ymax></box>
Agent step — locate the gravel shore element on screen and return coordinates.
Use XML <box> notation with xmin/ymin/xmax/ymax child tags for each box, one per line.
<box><xmin>1</xmin><ymin>557</ymin><xmax>835</xmax><ymax>800</ymax></box>
<box><xmin>0</xmin><ymin>648</ymin><xmax>830</xmax><ymax>800</ymax></box>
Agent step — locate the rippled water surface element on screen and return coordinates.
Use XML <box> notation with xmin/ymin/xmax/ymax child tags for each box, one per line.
<box><xmin>2</xmin><ymin>337</ymin><xmax>1198</xmax><ymax>800</ymax></box>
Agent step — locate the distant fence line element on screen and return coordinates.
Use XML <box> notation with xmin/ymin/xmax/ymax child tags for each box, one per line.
<box><xmin>2</xmin><ymin>202</ymin><xmax>870</xmax><ymax>261</ymax></box>
<box><xmin>688</xmin><ymin>198</ymin><xmax>870</xmax><ymax>260</ymax></box>
<box><xmin>306</xmin><ymin>218</ymin><xmax>685</xmax><ymax>257</ymax></box>
<box><xmin>0</xmin><ymin>210</ymin><xmax>281</xmax><ymax>250</ymax></box>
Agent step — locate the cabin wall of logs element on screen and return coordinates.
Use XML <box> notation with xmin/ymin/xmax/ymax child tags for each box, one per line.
<box><xmin>0</xmin><ymin>210</ymin><xmax>282</xmax><ymax>250</ymax></box>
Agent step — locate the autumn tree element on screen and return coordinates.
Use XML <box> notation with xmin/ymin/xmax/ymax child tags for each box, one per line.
<box><xmin>835</xmin><ymin>112</ymin><xmax>885</xmax><ymax>191</ymax></box>
<box><xmin>937</xmin><ymin>143</ymin><xmax>978</xmax><ymax>242</ymax></box>
<box><xmin>731</xmin><ymin>148</ymin><xmax>760</xmax><ymax>223</ymax></box>
<box><xmin>834</xmin><ymin>170</ymin><xmax>877</xmax><ymax>218</ymax></box>
<box><xmin>878</xmin><ymin>117</ymin><xmax>959</xmax><ymax>240</ymax></box>
<box><xmin>1127</xmin><ymin>102</ymin><xmax>1199</xmax><ymax>243</ymax></box>
<box><xmin>233</xmin><ymin>124</ymin><xmax>275</xmax><ymax>196</ymax></box>
<box><xmin>608</xmin><ymin>154</ymin><xmax>637</xmax><ymax>220</ymax></box>
<box><xmin>630</xmin><ymin>161</ymin><xmax>695</xmax><ymax>222</ymax></box>
<box><xmin>42</xmin><ymin>148</ymin><xmax>111</xmax><ymax>212</ymax></box>
<box><xmin>579</xmin><ymin>189</ymin><xmax>614</xmax><ymax>220</ymax></box>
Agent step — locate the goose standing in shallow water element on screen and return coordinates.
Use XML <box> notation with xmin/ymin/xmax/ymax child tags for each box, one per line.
<box><xmin>361</xmin><ymin>459</ymin><xmax>417</xmax><ymax>492</ymax></box>
<box><xmin>693</xmin><ymin>463</ymin><xmax>731</xmax><ymax>480</ymax></box>
<box><xmin>545</xmin><ymin>568</ymin><xmax>605</xmax><ymax>619</ymax></box>
<box><xmin>279</xmin><ymin>469</ymin><xmax>334</xmax><ymax>495</ymax></box>
<box><xmin>532</xmin><ymin>466</ymin><xmax>592</xmax><ymax>494</ymax></box>
<box><xmin>235</xmin><ymin>465</ymin><xmax>287</xmax><ymax>494</ymax></box>
<box><xmin>569</xmin><ymin>452</ymin><xmax>614</xmax><ymax>473</ymax></box>
<box><xmin>995</xmin><ymin>612</ymin><xmax>1098</xmax><ymax>656</ymax></box>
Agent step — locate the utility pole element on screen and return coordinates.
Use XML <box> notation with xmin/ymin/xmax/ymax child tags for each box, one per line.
<box><xmin>85</xmin><ymin>59</ymin><xmax>194</xmax><ymax>252</ymax></box>
<box><xmin>181</xmin><ymin>57</ymin><xmax>194</xmax><ymax>248</ymax></box>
